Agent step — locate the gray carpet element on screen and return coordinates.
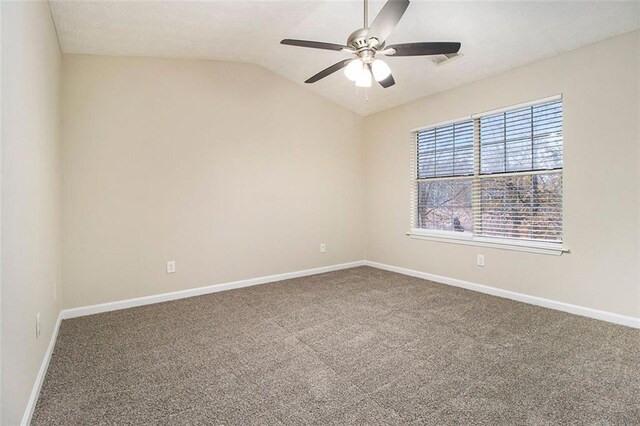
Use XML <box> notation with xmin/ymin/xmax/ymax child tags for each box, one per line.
<box><xmin>32</xmin><ymin>266</ymin><xmax>639</xmax><ymax>425</ymax></box>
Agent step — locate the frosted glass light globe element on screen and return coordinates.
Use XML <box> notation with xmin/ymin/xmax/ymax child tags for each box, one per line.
<box><xmin>371</xmin><ymin>59</ymin><xmax>391</xmax><ymax>81</ymax></box>
<box><xmin>344</xmin><ymin>59</ymin><xmax>364</xmax><ymax>81</ymax></box>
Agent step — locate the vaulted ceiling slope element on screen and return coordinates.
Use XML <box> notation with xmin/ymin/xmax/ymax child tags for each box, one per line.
<box><xmin>50</xmin><ymin>1</ymin><xmax>640</xmax><ymax>116</ymax></box>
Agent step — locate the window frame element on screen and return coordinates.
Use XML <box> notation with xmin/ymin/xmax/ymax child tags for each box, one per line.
<box><xmin>408</xmin><ymin>95</ymin><xmax>568</xmax><ymax>256</ymax></box>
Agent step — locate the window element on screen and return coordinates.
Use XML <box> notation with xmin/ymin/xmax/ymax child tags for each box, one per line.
<box><xmin>410</xmin><ymin>96</ymin><xmax>564</xmax><ymax>254</ymax></box>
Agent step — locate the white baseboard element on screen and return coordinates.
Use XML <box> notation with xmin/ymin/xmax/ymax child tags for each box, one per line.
<box><xmin>60</xmin><ymin>258</ymin><xmax>639</xmax><ymax>326</ymax></box>
<box><xmin>20</xmin><ymin>259</ymin><xmax>638</xmax><ymax>424</ymax></box>
<box><xmin>21</xmin><ymin>312</ymin><xmax>63</xmax><ymax>426</ymax></box>
<box><xmin>364</xmin><ymin>260</ymin><xmax>640</xmax><ymax>329</ymax></box>
<box><xmin>61</xmin><ymin>261</ymin><xmax>365</xmax><ymax>320</ymax></box>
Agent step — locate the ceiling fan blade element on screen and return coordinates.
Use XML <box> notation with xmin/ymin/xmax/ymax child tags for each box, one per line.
<box><xmin>385</xmin><ymin>42</ymin><xmax>461</xmax><ymax>56</ymax></box>
<box><xmin>305</xmin><ymin>59</ymin><xmax>353</xmax><ymax>84</ymax></box>
<box><xmin>378</xmin><ymin>73</ymin><xmax>395</xmax><ymax>88</ymax></box>
<box><xmin>367</xmin><ymin>0</ymin><xmax>410</xmax><ymax>44</ymax></box>
<box><xmin>281</xmin><ymin>39</ymin><xmax>348</xmax><ymax>52</ymax></box>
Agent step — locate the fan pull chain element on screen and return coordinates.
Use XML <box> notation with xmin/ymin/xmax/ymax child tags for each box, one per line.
<box><xmin>355</xmin><ymin>86</ymin><xmax>369</xmax><ymax>102</ymax></box>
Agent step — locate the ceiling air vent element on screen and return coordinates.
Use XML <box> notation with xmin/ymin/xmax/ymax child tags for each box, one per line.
<box><xmin>431</xmin><ymin>52</ymin><xmax>462</xmax><ymax>66</ymax></box>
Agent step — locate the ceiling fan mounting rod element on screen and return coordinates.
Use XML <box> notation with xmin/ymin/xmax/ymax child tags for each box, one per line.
<box><xmin>364</xmin><ymin>0</ymin><xmax>368</xmax><ymax>28</ymax></box>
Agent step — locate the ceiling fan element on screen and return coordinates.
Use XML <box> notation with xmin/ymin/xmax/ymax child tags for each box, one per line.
<box><xmin>280</xmin><ymin>0</ymin><xmax>461</xmax><ymax>88</ymax></box>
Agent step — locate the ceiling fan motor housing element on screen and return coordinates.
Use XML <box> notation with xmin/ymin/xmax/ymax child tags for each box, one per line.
<box><xmin>347</xmin><ymin>28</ymin><xmax>383</xmax><ymax>63</ymax></box>
<box><xmin>347</xmin><ymin>28</ymin><xmax>369</xmax><ymax>48</ymax></box>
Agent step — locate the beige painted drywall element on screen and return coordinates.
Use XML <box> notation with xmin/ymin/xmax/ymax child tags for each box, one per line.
<box><xmin>1</xmin><ymin>1</ymin><xmax>62</xmax><ymax>424</ymax></box>
<box><xmin>62</xmin><ymin>54</ymin><xmax>364</xmax><ymax>309</ymax></box>
<box><xmin>364</xmin><ymin>30</ymin><xmax>640</xmax><ymax>318</ymax></box>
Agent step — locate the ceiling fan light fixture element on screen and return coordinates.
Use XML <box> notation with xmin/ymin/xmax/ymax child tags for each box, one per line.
<box><xmin>281</xmin><ymin>0</ymin><xmax>462</xmax><ymax>90</ymax></box>
<box><xmin>355</xmin><ymin>65</ymin><xmax>372</xmax><ymax>87</ymax></box>
<box><xmin>344</xmin><ymin>58</ymin><xmax>364</xmax><ymax>81</ymax></box>
<box><xmin>371</xmin><ymin>59</ymin><xmax>391</xmax><ymax>81</ymax></box>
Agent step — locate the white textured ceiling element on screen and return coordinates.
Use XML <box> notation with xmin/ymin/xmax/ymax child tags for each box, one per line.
<box><xmin>50</xmin><ymin>0</ymin><xmax>640</xmax><ymax>116</ymax></box>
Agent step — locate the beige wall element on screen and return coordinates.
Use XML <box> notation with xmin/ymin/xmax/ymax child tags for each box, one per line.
<box><xmin>364</xmin><ymin>31</ymin><xmax>640</xmax><ymax>318</ymax></box>
<box><xmin>62</xmin><ymin>55</ymin><xmax>364</xmax><ymax>309</ymax></box>
<box><xmin>1</xmin><ymin>1</ymin><xmax>62</xmax><ymax>424</ymax></box>
<box><xmin>62</xmin><ymin>33</ymin><xmax>640</xmax><ymax>318</ymax></box>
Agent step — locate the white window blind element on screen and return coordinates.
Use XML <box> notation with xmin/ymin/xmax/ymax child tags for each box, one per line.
<box><xmin>411</xmin><ymin>97</ymin><xmax>564</xmax><ymax>252</ymax></box>
<box><xmin>413</xmin><ymin>119</ymin><xmax>474</xmax><ymax>233</ymax></box>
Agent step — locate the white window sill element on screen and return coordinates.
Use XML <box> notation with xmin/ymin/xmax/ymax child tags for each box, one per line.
<box><xmin>407</xmin><ymin>229</ymin><xmax>568</xmax><ymax>256</ymax></box>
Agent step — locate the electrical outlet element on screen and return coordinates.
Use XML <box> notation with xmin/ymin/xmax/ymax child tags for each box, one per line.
<box><xmin>320</xmin><ymin>243</ymin><xmax>326</xmax><ymax>253</ymax></box>
<box><xmin>36</xmin><ymin>313</ymin><xmax>41</xmax><ymax>338</ymax></box>
<box><xmin>477</xmin><ymin>254</ymin><xmax>485</xmax><ymax>267</ymax></box>
<box><xmin>167</xmin><ymin>260</ymin><xmax>176</xmax><ymax>274</ymax></box>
